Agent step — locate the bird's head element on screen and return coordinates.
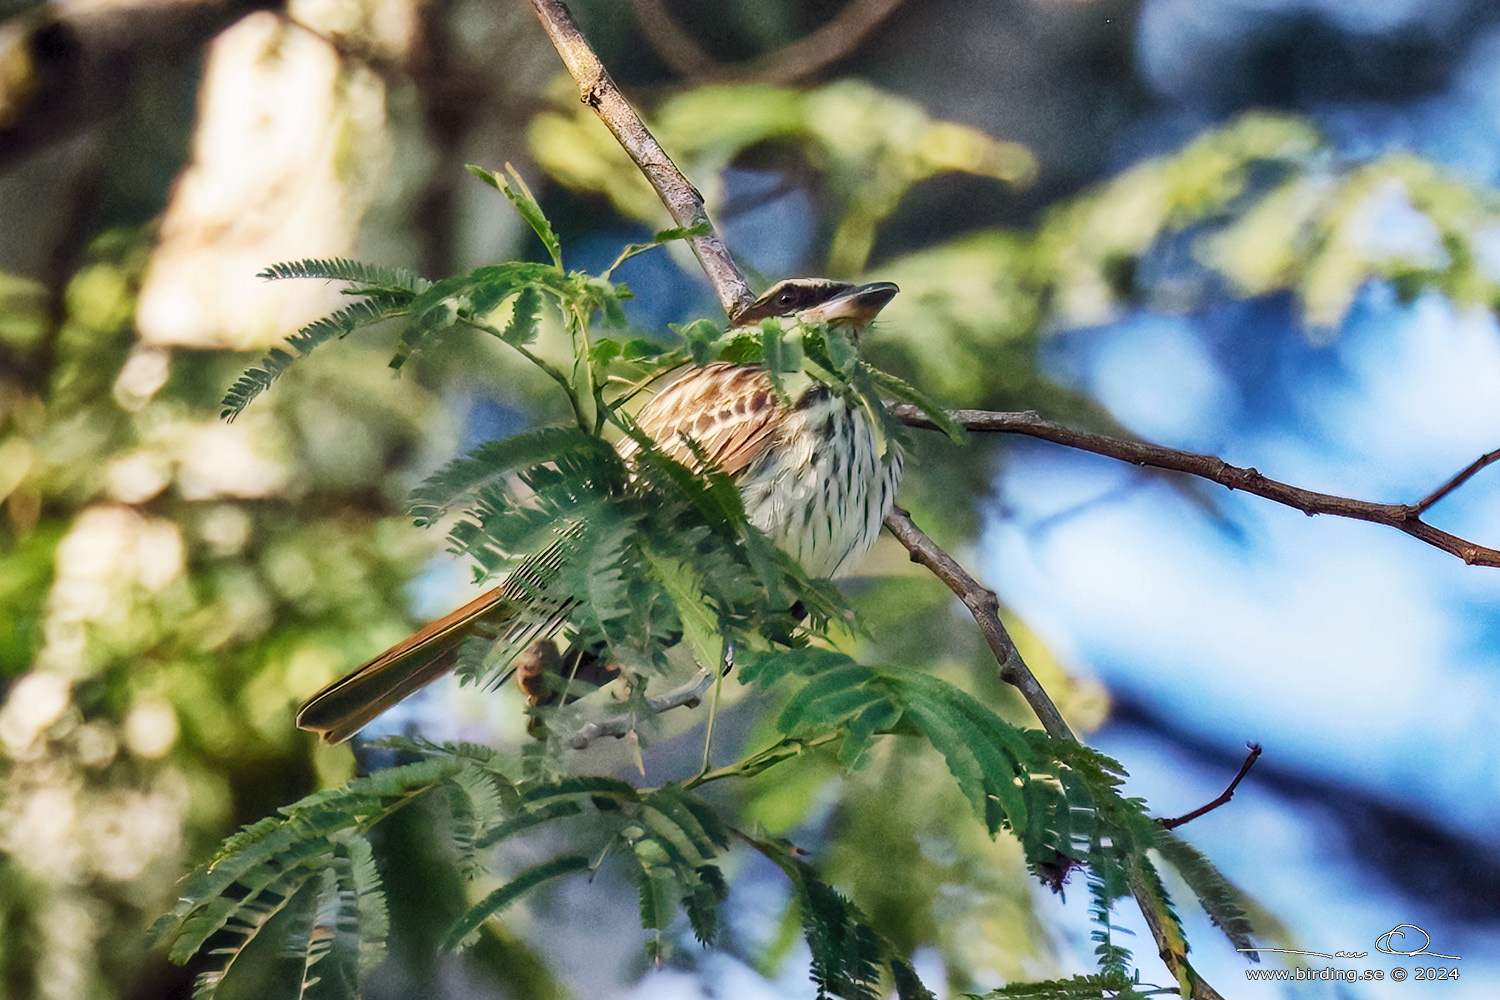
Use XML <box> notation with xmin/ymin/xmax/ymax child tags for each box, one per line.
<box><xmin>730</xmin><ymin>278</ymin><xmax>899</xmax><ymax>339</ymax></box>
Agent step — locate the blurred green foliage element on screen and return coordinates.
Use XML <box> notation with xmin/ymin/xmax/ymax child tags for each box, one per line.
<box><xmin>0</xmin><ymin>230</ymin><xmax>449</xmax><ymax>999</ymax></box>
<box><xmin>529</xmin><ymin>77</ymin><xmax>1036</xmax><ymax>277</ymax></box>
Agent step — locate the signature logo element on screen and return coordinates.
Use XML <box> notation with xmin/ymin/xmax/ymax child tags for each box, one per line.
<box><xmin>1238</xmin><ymin>923</ymin><xmax>1461</xmax><ymax>962</ymax></box>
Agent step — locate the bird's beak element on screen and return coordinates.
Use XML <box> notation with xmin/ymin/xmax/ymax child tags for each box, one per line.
<box><xmin>801</xmin><ymin>281</ymin><xmax>899</xmax><ymax>327</ymax></box>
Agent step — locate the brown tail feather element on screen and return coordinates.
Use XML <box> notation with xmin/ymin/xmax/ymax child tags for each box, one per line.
<box><xmin>295</xmin><ymin>587</ymin><xmax>516</xmax><ymax>744</ymax></box>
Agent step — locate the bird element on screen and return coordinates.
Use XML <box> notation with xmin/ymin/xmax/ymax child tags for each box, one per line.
<box><xmin>295</xmin><ymin>278</ymin><xmax>903</xmax><ymax>744</ymax></box>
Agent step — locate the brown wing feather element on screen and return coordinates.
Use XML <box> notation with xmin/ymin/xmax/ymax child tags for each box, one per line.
<box><xmin>632</xmin><ymin>363</ymin><xmax>785</xmax><ymax>476</ymax></box>
<box><xmin>295</xmin><ymin>587</ymin><xmax>515</xmax><ymax>743</ymax></box>
<box><xmin>299</xmin><ymin>363</ymin><xmax>792</xmax><ymax>744</ymax></box>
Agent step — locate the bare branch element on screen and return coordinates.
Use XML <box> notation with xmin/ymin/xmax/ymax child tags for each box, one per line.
<box><xmin>565</xmin><ymin>668</ymin><xmax>714</xmax><ymax>749</ymax></box>
<box><xmin>631</xmin><ymin>0</ymin><xmax>909</xmax><ymax>85</ymax></box>
<box><xmin>892</xmin><ymin>404</ymin><xmax>1500</xmax><ymax>567</ymax></box>
<box><xmin>1160</xmin><ymin>743</ymin><xmax>1263</xmax><ymax>830</ymax></box>
<box><xmin>1414</xmin><ymin>445</ymin><xmax>1500</xmax><ymax>514</ymax></box>
<box><xmin>883</xmin><ymin>506</ymin><xmax>1075</xmax><ymax>742</ymax></box>
<box><xmin>526</xmin><ymin>0</ymin><xmax>755</xmax><ymax>319</ymax></box>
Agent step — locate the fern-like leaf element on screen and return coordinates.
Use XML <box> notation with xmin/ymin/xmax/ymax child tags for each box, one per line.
<box><xmin>256</xmin><ymin>257</ymin><xmax>431</xmax><ymax>295</ymax></box>
<box><xmin>343</xmin><ymin>836</ymin><xmax>389</xmax><ymax>974</ymax></box>
<box><xmin>627</xmin><ymin>834</ymin><xmax>681</xmax><ymax>944</ymax></box>
<box><xmin>442</xmin><ymin>855</ymin><xmax>592</xmax><ymax>953</ymax></box>
<box><xmin>783</xmin><ymin>859</ymin><xmax>885</xmax><ymax>1000</ymax></box>
<box><xmin>466</xmin><ymin>164</ymin><xmax>563</xmax><ymax>267</ymax></box>
<box><xmin>408</xmin><ymin>426</ymin><xmax>619</xmax><ymax>525</ymax></box>
<box><xmin>970</xmin><ymin>972</ymin><xmax>1145</xmax><ymax>999</ymax></box>
<box><xmin>190</xmin><ymin>857</ymin><xmax>328</xmax><ymax>998</ymax></box>
<box><xmin>1152</xmin><ymin>829</ymin><xmax>1257</xmax><ymax>957</ymax></box>
<box><xmin>742</xmin><ymin>652</ymin><xmax>1043</xmax><ymax>837</ymax></box>
<box><xmin>297</xmin><ymin>866</ymin><xmax>355</xmax><ymax>999</ymax></box>
<box><xmin>685</xmin><ymin>863</ymin><xmax>729</xmax><ymax>945</ymax></box>
<box><xmin>447</xmin><ymin>766</ymin><xmax>509</xmax><ymax>877</ymax></box>
<box><xmin>636</xmin><ymin>542</ymin><xmax>722</xmax><ymax>674</ymax></box>
<box><xmin>153</xmin><ymin>759</ymin><xmax>459</xmax><ymax>966</ymax></box>
<box><xmin>503</xmin><ymin>284</ymin><xmax>543</xmax><ymax>346</ymax></box>
<box><xmin>1126</xmin><ymin>855</ymin><xmax>1194</xmax><ymax>996</ymax></box>
<box><xmin>221</xmin><ymin>295</ymin><xmax>411</xmax><ymax>420</ymax></box>
<box><xmin>601</xmin><ymin>222</ymin><xmax>711</xmax><ymax>277</ymax></box>
<box><xmin>1086</xmin><ymin>863</ymin><xmax>1134</xmax><ymax>980</ymax></box>
<box><xmin>643</xmin><ymin>785</ymin><xmax>731</xmax><ymax>856</ymax></box>
<box><xmin>859</xmin><ymin>362</ymin><xmax>965</xmax><ymax>444</ymax></box>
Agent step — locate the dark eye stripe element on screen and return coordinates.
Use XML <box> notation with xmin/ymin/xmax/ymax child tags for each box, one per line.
<box><xmin>732</xmin><ymin>279</ymin><xmax>852</xmax><ymax>325</ymax></box>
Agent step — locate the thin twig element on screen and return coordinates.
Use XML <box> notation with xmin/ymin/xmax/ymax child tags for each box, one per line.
<box><xmin>892</xmin><ymin>404</ymin><xmax>1500</xmax><ymax>567</ymax></box>
<box><xmin>1413</xmin><ymin>446</ymin><xmax>1500</xmax><ymax>514</ymax></box>
<box><xmin>883</xmin><ymin>505</ymin><xmax>1075</xmax><ymax>742</ymax></box>
<box><xmin>527</xmin><ymin>0</ymin><xmax>754</xmax><ymax>319</ymax></box>
<box><xmin>565</xmin><ymin>668</ymin><xmax>714</xmax><ymax>749</ymax></box>
<box><xmin>1160</xmin><ymin>743</ymin><xmax>1263</xmax><ymax>830</ymax></box>
<box><xmin>631</xmin><ymin>0</ymin><xmax>909</xmax><ymax>85</ymax></box>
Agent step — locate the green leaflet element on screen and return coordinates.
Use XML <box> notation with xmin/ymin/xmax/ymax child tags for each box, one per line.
<box><xmin>761</xmin><ymin>854</ymin><xmax>899</xmax><ymax>1000</ymax></box>
<box><xmin>737</xmin><ymin>652</ymin><xmax>1243</xmax><ymax>990</ymax></box>
<box><xmin>639</xmin><ymin>544</ymin><xmax>722</xmax><ymax>673</ymax></box>
<box><xmin>225</xmin><ymin>173</ymin><xmax>636</xmax><ymax>428</ymax></box>
<box><xmin>343</xmin><ymin>836</ymin><xmax>390</xmax><ymax>974</ymax></box>
<box><xmin>858</xmin><ymin>362</ymin><xmax>965</xmax><ymax>444</ymax></box>
<box><xmin>1152</xmin><ymin>828</ymin><xmax>1257</xmax><ymax>956</ymax></box>
<box><xmin>442</xmin><ymin>855</ymin><xmax>593</xmax><ymax>953</ymax></box>
<box><xmin>221</xmin><ymin>294</ymin><xmax>411</xmax><ymax>420</ymax></box>
<box><xmin>386</xmin><ymin>262</ymin><xmax>575</xmax><ymax>370</ymax></box>
<box><xmin>970</xmin><ymin>973</ymin><xmax>1143</xmax><ymax>1000</ymax></box>
<box><xmin>603</xmin><ymin>221</ymin><xmax>711</xmax><ymax>278</ymax></box>
<box><xmin>297</xmin><ymin>867</ymin><xmax>347</xmax><ymax>998</ymax></box>
<box><xmin>1087</xmin><ymin>864</ymin><xmax>1134</xmax><ymax>980</ymax></box>
<box><xmin>502</xmin><ymin>283</ymin><xmax>543</xmax><ymax>346</ymax></box>
<box><xmin>255</xmin><ymin>257</ymin><xmax>430</xmax><ymax>294</ymax></box>
<box><xmin>467</xmin><ymin>163</ymin><xmax>564</xmax><ymax>267</ymax></box>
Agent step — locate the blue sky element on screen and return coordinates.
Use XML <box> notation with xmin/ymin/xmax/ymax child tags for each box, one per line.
<box><xmin>986</xmin><ymin>183</ymin><xmax>1500</xmax><ymax>1000</ymax></box>
<box><xmin>961</xmin><ymin>1</ymin><xmax>1500</xmax><ymax>992</ymax></box>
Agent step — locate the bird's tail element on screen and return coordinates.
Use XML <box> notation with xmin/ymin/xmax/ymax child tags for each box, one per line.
<box><xmin>295</xmin><ymin>587</ymin><xmax>516</xmax><ymax>744</ymax></box>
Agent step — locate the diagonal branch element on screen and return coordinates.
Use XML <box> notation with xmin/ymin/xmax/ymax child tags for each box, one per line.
<box><xmin>527</xmin><ymin>0</ymin><xmax>755</xmax><ymax>319</ymax></box>
<box><xmin>883</xmin><ymin>506</ymin><xmax>1074</xmax><ymax>742</ymax></box>
<box><xmin>1413</xmin><ymin>445</ymin><xmax>1500</xmax><ymax>515</ymax></box>
<box><xmin>892</xmin><ymin>404</ymin><xmax>1500</xmax><ymax>567</ymax></box>
<box><xmin>1128</xmin><ymin>865</ymin><xmax>1227</xmax><ymax>1000</ymax></box>
<box><xmin>882</xmin><ymin>504</ymin><xmax>1221</xmax><ymax>999</ymax></box>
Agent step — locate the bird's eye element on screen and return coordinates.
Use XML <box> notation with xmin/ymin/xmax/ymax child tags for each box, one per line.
<box><xmin>777</xmin><ymin>292</ymin><xmax>795</xmax><ymax>307</ymax></box>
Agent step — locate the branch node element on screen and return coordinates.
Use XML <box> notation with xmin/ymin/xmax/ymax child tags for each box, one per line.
<box><xmin>967</xmin><ymin>587</ymin><xmax>1001</xmax><ymax>618</ymax></box>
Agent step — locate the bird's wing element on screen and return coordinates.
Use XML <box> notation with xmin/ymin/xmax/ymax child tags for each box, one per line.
<box><xmin>630</xmin><ymin>362</ymin><xmax>786</xmax><ymax>476</ymax></box>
